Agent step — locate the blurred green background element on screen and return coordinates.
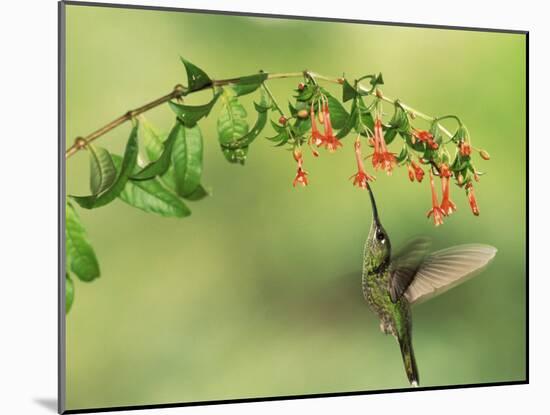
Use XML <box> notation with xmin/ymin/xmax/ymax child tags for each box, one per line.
<box><xmin>64</xmin><ymin>4</ymin><xmax>526</xmax><ymax>411</ymax></box>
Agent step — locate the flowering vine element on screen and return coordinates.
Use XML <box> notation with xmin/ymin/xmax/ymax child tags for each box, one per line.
<box><xmin>260</xmin><ymin>75</ymin><xmax>489</xmax><ymax>227</ymax></box>
<box><xmin>64</xmin><ymin>57</ymin><xmax>491</xmax><ymax>313</ymax></box>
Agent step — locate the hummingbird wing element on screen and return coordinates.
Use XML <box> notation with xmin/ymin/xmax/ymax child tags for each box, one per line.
<box><xmin>388</xmin><ymin>237</ymin><xmax>432</xmax><ymax>303</ymax></box>
<box><xmin>403</xmin><ymin>244</ymin><xmax>497</xmax><ymax>305</ymax></box>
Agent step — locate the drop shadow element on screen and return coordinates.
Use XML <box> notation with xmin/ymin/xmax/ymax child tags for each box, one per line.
<box><xmin>34</xmin><ymin>398</ymin><xmax>57</xmax><ymax>413</ymax></box>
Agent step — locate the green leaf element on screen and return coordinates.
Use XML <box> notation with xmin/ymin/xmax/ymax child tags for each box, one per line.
<box><xmin>389</xmin><ymin>103</ymin><xmax>410</xmax><ymax>133</ymax></box>
<box><xmin>217</xmin><ymin>91</ymin><xmax>249</xmax><ymax>142</ymax></box>
<box><xmin>221</xmin><ymin>99</ymin><xmax>269</xmax><ymax>164</ymax></box>
<box><xmin>359</xmin><ymin>111</ymin><xmax>375</xmax><ymax>131</ymax></box>
<box><xmin>183</xmin><ymin>184</ymin><xmax>210</xmax><ymax>201</ymax></box>
<box><xmin>66</xmin><ymin>200</ymin><xmax>100</xmax><ymax>282</ymax></box>
<box><xmin>169</xmin><ymin>92</ymin><xmax>221</xmax><ymax>127</ymax></box>
<box><xmin>342</xmin><ymin>79</ymin><xmax>357</xmax><ymax>102</ymax></box>
<box><xmin>112</xmin><ymin>155</ymin><xmax>191</xmax><ymax>217</ymax></box>
<box><xmin>452</xmin><ymin>125</ymin><xmax>467</xmax><ymax>144</ymax></box>
<box><xmin>159</xmin><ymin>169</ymin><xmax>178</xmax><ymax>195</ymax></box>
<box><xmin>370</xmin><ymin>72</ymin><xmax>384</xmax><ymax>87</ymax></box>
<box><xmin>294</xmin><ymin>84</ymin><xmax>316</xmax><ymax>102</ymax></box>
<box><xmin>270</xmin><ymin>119</ymin><xmax>285</xmax><ymax>133</ymax></box>
<box><xmin>217</xmin><ymin>90</ymin><xmax>249</xmax><ymax>163</ymax></box>
<box><xmin>131</xmin><ymin>121</ymin><xmax>182</xmax><ymax>181</ymax></box>
<box><xmin>88</xmin><ymin>144</ymin><xmax>116</xmax><ymax>195</ymax></box>
<box><xmin>180</xmin><ymin>57</ymin><xmax>212</xmax><ymax>91</ymax></box>
<box><xmin>232</xmin><ymin>73</ymin><xmax>268</xmax><ymax>96</ymax></box>
<box><xmin>396</xmin><ymin>146</ymin><xmax>409</xmax><ymax>163</ymax></box>
<box><xmin>172</xmin><ymin>125</ymin><xmax>204</xmax><ymax>196</ymax></box>
<box><xmin>288</xmin><ymin>102</ymin><xmax>297</xmax><ymax>117</ymax></box>
<box><xmin>139</xmin><ymin>120</ymin><xmax>177</xmax><ymax>190</ymax></box>
<box><xmin>325</xmin><ymin>92</ymin><xmax>350</xmax><ymax>130</ymax></box>
<box><xmin>337</xmin><ymin>106</ymin><xmax>357</xmax><ymax>139</ymax></box>
<box><xmin>291</xmin><ymin>117</ymin><xmax>311</xmax><ymax>138</ymax></box>
<box><xmin>66</xmin><ymin>274</ymin><xmax>74</xmax><ymax>314</ymax></box>
<box><xmin>224</xmin><ymin>147</ymin><xmax>249</xmax><ymax>164</ymax></box>
<box><xmin>422</xmin><ymin>146</ymin><xmax>437</xmax><ymax>161</ymax></box>
<box><xmin>140</xmin><ymin>119</ymin><xmax>210</xmax><ymax>198</ymax></box>
<box><xmin>451</xmin><ymin>152</ymin><xmax>469</xmax><ymax>172</ymax></box>
<box><xmin>384</xmin><ymin>127</ymin><xmax>399</xmax><ymax>144</ymax></box>
<box><xmin>120</xmin><ymin>176</ymin><xmax>191</xmax><ymax>217</ymax></box>
<box><xmin>72</xmin><ymin>123</ymin><xmax>139</xmax><ymax>209</ymax></box>
<box><xmin>354</xmin><ymin>98</ymin><xmax>375</xmax><ymax>136</ymax></box>
<box><xmin>140</xmin><ymin>119</ymin><xmax>165</xmax><ymax>162</ymax></box>
<box><xmin>357</xmin><ymin>99</ymin><xmax>375</xmax><ymax>128</ymax></box>
<box><xmin>221</xmin><ymin>91</ymin><xmax>270</xmax><ymax>150</ymax></box>
<box><xmin>266</xmin><ymin>129</ymin><xmax>290</xmax><ymax>145</ymax></box>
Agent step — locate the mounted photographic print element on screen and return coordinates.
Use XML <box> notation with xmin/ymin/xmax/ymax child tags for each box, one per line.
<box><xmin>59</xmin><ymin>1</ymin><xmax>528</xmax><ymax>413</ymax></box>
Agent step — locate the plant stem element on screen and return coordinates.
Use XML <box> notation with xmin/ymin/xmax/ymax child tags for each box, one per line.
<box><xmin>261</xmin><ymin>82</ymin><xmax>285</xmax><ymax>117</ymax></box>
<box><xmin>65</xmin><ymin>85</ymin><xmax>188</xmax><ymax>158</ymax></box>
<box><xmin>65</xmin><ymin>70</ymin><xmax>454</xmax><ymax>159</ymax></box>
<box><xmin>377</xmin><ymin>93</ymin><xmax>453</xmax><ymax>138</ymax></box>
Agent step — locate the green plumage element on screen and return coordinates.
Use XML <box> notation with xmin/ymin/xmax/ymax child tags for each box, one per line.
<box><xmin>362</xmin><ymin>212</ymin><xmax>419</xmax><ymax>386</ymax></box>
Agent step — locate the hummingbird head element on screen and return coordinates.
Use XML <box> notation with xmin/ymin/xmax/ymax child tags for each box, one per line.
<box><xmin>365</xmin><ymin>184</ymin><xmax>391</xmax><ymax>266</ymax></box>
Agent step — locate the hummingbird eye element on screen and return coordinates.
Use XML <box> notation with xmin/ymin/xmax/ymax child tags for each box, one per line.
<box><xmin>376</xmin><ymin>230</ymin><xmax>385</xmax><ymax>242</ymax></box>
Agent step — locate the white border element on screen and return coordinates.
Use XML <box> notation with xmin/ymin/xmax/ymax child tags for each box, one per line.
<box><xmin>1</xmin><ymin>0</ymin><xmax>541</xmax><ymax>414</ymax></box>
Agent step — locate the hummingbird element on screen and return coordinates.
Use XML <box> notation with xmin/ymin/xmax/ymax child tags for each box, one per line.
<box><xmin>361</xmin><ymin>184</ymin><xmax>497</xmax><ymax>387</ymax></box>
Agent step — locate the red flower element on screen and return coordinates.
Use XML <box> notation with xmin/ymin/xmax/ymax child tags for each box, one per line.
<box><xmin>292</xmin><ymin>148</ymin><xmax>309</xmax><ymax>187</ymax></box>
<box><xmin>426</xmin><ymin>171</ymin><xmax>445</xmax><ymax>226</ymax></box>
<box><xmin>407</xmin><ymin>164</ymin><xmax>415</xmax><ymax>182</ymax></box>
<box><xmin>350</xmin><ymin>136</ymin><xmax>375</xmax><ymax>189</ymax></box>
<box><xmin>321</xmin><ymin>102</ymin><xmax>342</xmax><ymax>152</ymax></box>
<box><xmin>466</xmin><ymin>183</ymin><xmax>480</xmax><ymax>216</ymax></box>
<box><xmin>310</xmin><ymin>104</ymin><xmax>325</xmax><ymax>147</ymax></box>
<box><xmin>352</xmin><ymin>171</ymin><xmax>374</xmax><ymax>189</ymax></box>
<box><xmin>309</xmin><ymin>102</ymin><xmax>342</xmax><ymax>152</ymax></box>
<box><xmin>459</xmin><ymin>141</ymin><xmax>472</xmax><ymax>157</ymax></box>
<box><xmin>407</xmin><ymin>160</ymin><xmax>424</xmax><ymax>183</ymax></box>
<box><xmin>439</xmin><ymin>164</ymin><xmax>457</xmax><ymax>216</ymax></box>
<box><xmin>294</xmin><ymin>167</ymin><xmax>308</xmax><ymax>187</ymax></box>
<box><xmin>413</xmin><ymin>129</ymin><xmax>439</xmax><ymax>149</ymax></box>
<box><xmin>371</xmin><ymin>117</ymin><xmax>396</xmax><ymax>174</ymax></box>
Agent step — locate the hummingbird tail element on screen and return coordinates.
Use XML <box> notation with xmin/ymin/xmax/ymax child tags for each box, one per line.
<box><xmin>398</xmin><ymin>335</ymin><xmax>419</xmax><ymax>387</ymax></box>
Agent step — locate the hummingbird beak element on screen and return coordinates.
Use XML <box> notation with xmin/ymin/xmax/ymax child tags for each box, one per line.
<box><xmin>366</xmin><ymin>183</ymin><xmax>382</xmax><ymax>227</ymax></box>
